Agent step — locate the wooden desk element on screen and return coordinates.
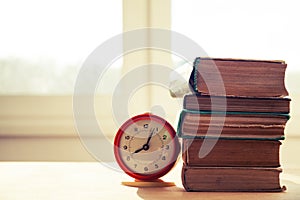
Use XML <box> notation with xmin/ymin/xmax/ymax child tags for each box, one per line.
<box><xmin>0</xmin><ymin>161</ymin><xmax>299</xmax><ymax>200</ymax></box>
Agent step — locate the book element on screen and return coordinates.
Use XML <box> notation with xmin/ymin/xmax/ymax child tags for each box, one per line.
<box><xmin>182</xmin><ymin>138</ymin><xmax>281</xmax><ymax>167</ymax></box>
<box><xmin>178</xmin><ymin>110</ymin><xmax>289</xmax><ymax>139</ymax></box>
<box><xmin>177</xmin><ymin>57</ymin><xmax>290</xmax><ymax>192</ymax></box>
<box><xmin>182</xmin><ymin>166</ymin><xmax>285</xmax><ymax>192</ymax></box>
<box><xmin>189</xmin><ymin>57</ymin><xmax>288</xmax><ymax>97</ymax></box>
<box><xmin>184</xmin><ymin>94</ymin><xmax>290</xmax><ymax>113</ymax></box>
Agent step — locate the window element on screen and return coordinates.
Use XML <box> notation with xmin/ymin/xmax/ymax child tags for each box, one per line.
<box><xmin>0</xmin><ymin>1</ymin><xmax>123</xmax><ymax>161</ymax></box>
<box><xmin>0</xmin><ymin>0</ymin><xmax>122</xmax><ymax>95</ymax></box>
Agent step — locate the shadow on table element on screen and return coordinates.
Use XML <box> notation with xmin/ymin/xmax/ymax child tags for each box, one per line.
<box><xmin>136</xmin><ymin>184</ymin><xmax>295</xmax><ymax>200</ymax></box>
<box><xmin>137</xmin><ymin>186</ymin><xmax>185</xmax><ymax>200</ymax></box>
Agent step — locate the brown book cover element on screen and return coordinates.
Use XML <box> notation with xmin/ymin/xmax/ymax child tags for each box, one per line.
<box><xmin>189</xmin><ymin>57</ymin><xmax>288</xmax><ymax>97</ymax></box>
<box><xmin>182</xmin><ymin>138</ymin><xmax>281</xmax><ymax>167</ymax></box>
<box><xmin>182</xmin><ymin>166</ymin><xmax>285</xmax><ymax>192</ymax></box>
<box><xmin>178</xmin><ymin>110</ymin><xmax>289</xmax><ymax>139</ymax></box>
<box><xmin>184</xmin><ymin>94</ymin><xmax>290</xmax><ymax>113</ymax></box>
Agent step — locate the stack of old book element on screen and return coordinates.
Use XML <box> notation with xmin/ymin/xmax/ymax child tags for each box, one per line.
<box><xmin>177</xmin><ymin>57</ymin><xmax>290</xmax><ymax>192</ymax></box>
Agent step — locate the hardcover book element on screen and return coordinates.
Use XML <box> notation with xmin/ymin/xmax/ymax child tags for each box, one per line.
<box><xmin>182</xmin><ymin>138</ymin><xmax>281</xmax><ymax>167</ymax></box>
<box><xmin>189</xmin><ymin>57</ymin><xmax>288</xmax><ymax>97</ymax></box>
<box><xmin>178</xmin><ymin>110</ymin><xmax>289</xmax><ymax>139</ymax></box>
<box><xmin>182</xmin><ymin>166</ymin><xmax>285</xmax><ymax>192</ymax></box>
<box><xmin>184</xmin><ymin>94</ymin><xmax>290</xmax><ymax>113</ymax></box>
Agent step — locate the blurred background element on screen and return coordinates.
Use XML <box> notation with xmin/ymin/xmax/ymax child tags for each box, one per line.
<box><xmin>0</xmin><ymin>0</ymin><xmax>299</xmax><ymax>162</ymax></box>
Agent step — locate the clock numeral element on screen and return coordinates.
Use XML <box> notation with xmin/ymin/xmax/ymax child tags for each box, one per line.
<box><xmin>162</xmin><ymin>156</ymin><xmax>166</xmax><ymax>161</ymax></box>
<box><xmin>165</xmin><ymin>145</ymin><xmax>169</xmax><ymax>150</ymax></box>
<box><xmin>134</xmin><ymin>127</ymin><xmax>138</xmax><ymax>132</ymax></box>
<box><xmin>154</xmin><ymin>164</ymin><xmax>159</xmax><ymax>169</ymax></box>
<box><xmin>134</xmin><ymin>164</ymin><xmax>137</xmax><ymax>168</ymax></box>
<box><xmin>123</xmin><ymin>145</ymin><xmax>128</xmax><ymax>150</ymax></box>
<box><xmin>126</xmin><ymin>156</ymin><xmax>130</xmax><ymax>161</ymax></box>
<box><xmin>143</xmin><ymin>124</ymin><xmax>148</xmax><ymax>128</ymax></box>
<box><xmin>125</xmin><ymin>135</ymin><xmax>130</xmax><ymax>140</ymax></box>
<box><xmin>163</xmin><ymin>135</ymin><xmax>167</xmax><ymax>140</ymax></box>
<box><xmin>144</xmin><ymin>167</ymin><xmax>149</xmax><ymax>171</ymax></box>
<box><xmin>155</xmin><ymin>127</ymin><xmax>159</xmax><ymax>132</ymax></box>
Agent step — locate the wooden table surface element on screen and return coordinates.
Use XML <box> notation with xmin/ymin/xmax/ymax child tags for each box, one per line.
<box><xmin>0</xmin><ymin>160</ymin><xmax>299</xmax><ymax>200</ymax></box>
<box><xmin>0</xmin><ymin>137</ymin><xmax>299</xmax><ymax>199</ymax></box>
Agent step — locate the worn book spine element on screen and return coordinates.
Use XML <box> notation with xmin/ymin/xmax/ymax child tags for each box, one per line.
<box><xmin>182</xmin><ymin>138</ymin><xmax>281</xmax><ymax>167</ymax></box>
<box><xmin>177</xmin><ymin>110</ymin><xmax>289</xmax><ymax>139</ymax></box>
<box><xmin>182</xmin><ymin>166</ymin><xmax>285</xmax><ymax>192</ymax></box>
<box><xmin>183</xmin><ymin>94</ymin><xmax>291</xmax><ymax>113</ymax></box>
<box><xmin>189</xmin><ymin>57</ymin><xmax>288</xmax><ymax>97</ymax></box>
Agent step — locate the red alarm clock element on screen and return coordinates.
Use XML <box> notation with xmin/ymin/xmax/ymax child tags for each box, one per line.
<box><xmin>114</xmin><ymin>113</ymin><xmax>180</xmax><ymax>181</ymax></box>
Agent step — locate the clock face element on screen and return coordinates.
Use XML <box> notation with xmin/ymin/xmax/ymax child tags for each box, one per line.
<box><xmin>114</xmin><ymin>114</ymin><xmax>180</xmax><ymax>180</ymax></box>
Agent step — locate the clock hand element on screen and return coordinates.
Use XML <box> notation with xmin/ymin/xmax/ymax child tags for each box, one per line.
<box><xmin>133</xmin><ymin>146</ymin><xmax>144</xmax><ymax>154</ymax></box>
<box><xmin>145</xmin><ymin>128</ymin><xmax>155</xmax><ymax>146</ymax></box>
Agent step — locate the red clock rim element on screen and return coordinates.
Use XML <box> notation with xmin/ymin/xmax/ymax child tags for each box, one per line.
<box><xmin>114</xmin><ymin>113</ymin><xmax>180</xmax><ymax>181</ymax></box>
